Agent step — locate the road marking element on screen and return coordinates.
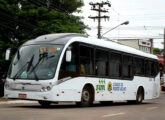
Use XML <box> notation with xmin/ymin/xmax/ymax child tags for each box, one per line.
<box><xmin>146</xmin><ymin>107</ymin><xmax>158</xmax><ymax>110</ymax></box>
<box><xmin>102</xmin><ymin>112</ymin><xmax>125</xmax><ymax>118</ymax></box>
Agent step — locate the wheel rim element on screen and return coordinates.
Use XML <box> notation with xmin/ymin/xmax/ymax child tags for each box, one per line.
<box><xmin>82</xmin><ymin>90</ymin><xmax>90</xmax><ymax>102</ymax></box>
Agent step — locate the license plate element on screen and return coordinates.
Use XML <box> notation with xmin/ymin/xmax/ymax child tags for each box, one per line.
<box><xmin>18</xmin><ymin>93</ymin><xmax>27</xmax><ymax>98</ymax></box>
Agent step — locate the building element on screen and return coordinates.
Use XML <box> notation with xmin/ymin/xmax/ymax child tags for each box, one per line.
<box><xmin>117</xmin><ymin>39</ymin><xmax>152</xmax><ymax>53</ymax></box>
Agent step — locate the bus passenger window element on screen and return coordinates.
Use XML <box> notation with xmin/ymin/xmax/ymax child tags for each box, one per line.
<box><xmin>95</xmin><ymin>49</ymin><xmax>108</xmax><ymax>77</ymax></box>
<box><xmin>151</xmin><ymin>61</ymin><xmax>155</xmax><ymax>77</ymax></box>
<box><xmin>123</xmin><ymin>55</ymin><xmax>133</xmax><ymax>79</ymax></box>
<box><xmin>80</xmin><ymin>45</ymin><xmax>94</xmax><ymax>75</ymax></box>
<box><xmin>133</xmin><ymin>58</ymin><xmax>144</xmax><ymax>76</ymax></box>
<box><xmin>66</xmin><ymin>53</ymin><xmax>76</xmax><ymax>72</ymax></box>
<box><xmin>58</xmin><ymin>42</ymin><xmax>79</xmax><ymax>80</ymax></box>
<box><xmin>145</xmin><ymin>60</ymin><xmax>151</xmax><ymax>76</ymax></box>
<box><xmin>109</xmin><ymin>53</ymin><xmax>122</xmax><ymax>78</ymax></box>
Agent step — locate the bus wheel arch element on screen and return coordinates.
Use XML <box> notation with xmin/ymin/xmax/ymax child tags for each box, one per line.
<box><xmin>136</xmin><ymin>86</ymin><xmax>144</xmax><ymax>104</ymax></box>
<box><xmin>77</xmin><ymin>84</ymin><xmax>95</xmax><ymax>107</ymax></box>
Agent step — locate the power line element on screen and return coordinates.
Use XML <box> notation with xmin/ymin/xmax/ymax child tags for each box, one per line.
<box><xmin>28</xmin><ymin>0</ymin><xmax>69</xmax><ymax>14</ymax></box>
<box><xmin>106</xmin><ymin>36</ymin><xmax>163</xmax><ymax>39</ymax></box>
<box><xmin>90</xmin><ymin>26</ymin><xmax>165</xmax><ymax>30</ymax></box>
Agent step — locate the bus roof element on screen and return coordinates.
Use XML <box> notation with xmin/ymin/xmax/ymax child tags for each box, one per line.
<box><xmin>23</xmin><ymin>33</ymin><xmax>87</xmax><ymax>45</ymax></box>
<box><xmin>23</xmin><ymin>33</ymin><xmax>157</xmax><ymax>60</ymax></box>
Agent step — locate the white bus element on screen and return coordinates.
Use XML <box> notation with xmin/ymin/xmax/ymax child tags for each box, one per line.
<box><xmin>5</xmin><ymin>33</ymin><xmax>160</xmax><ymax>107</ymax></box>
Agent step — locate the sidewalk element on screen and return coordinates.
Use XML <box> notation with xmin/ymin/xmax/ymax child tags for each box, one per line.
<box><xmin>0</xmin><ymin>98</ymin><xmax>37</xmax><ymax>105</ymax></box>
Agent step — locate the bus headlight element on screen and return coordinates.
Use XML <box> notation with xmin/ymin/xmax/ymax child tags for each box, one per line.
<box><xmin>41</xmin><ymin>86</ymin><xmax>52</xmax><ymax>92</ymax></box>
<box><xmin>47</xmin><ymin>86</ymin><xmax>52</xmax><ymax>91</ymax></box>
<box><xmin>41</xmin><ymin>87</ymin><xmax>46</xmax><ymax>92</ymax></box>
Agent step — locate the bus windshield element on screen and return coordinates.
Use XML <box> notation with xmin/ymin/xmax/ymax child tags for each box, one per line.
<box><xmin>8</xmin><ymin>45</ymin><xmax>63</xmax><ymax>80</ymax></box>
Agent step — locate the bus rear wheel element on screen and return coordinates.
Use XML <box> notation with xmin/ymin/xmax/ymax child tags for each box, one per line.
<box><xmin>136</xmin><ymin>88</ymin><xmax>144</xmax><ymax>104</ymax></box>
<box><xmin>38</xmin><ymin>101</ymin><xmax>52</xmax><ymax>107</ymax></box>
<box><xmin>76</xmin><ymin>86</ymin><xmax>93</xmax><ymax>107</ymax></box>
<box><xmin>127</xmin><ymin>88</ymin><xmax>144</xmax><ymax>104</ymax></box>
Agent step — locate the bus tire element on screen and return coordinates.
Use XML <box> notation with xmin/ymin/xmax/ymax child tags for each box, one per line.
<box><xmin>76</xmin><ymin>86</ymin><xmax>93</xmax><ymax>107</ymax></box>
<box><xmin>127</xmin><ymin>87</ymin><xmax>144</xmax><ymax>104</ymax></box>
<box><xmin>136</xmin><ymin>87</ymin><xmax>144</xmax><ymax>104</ymax></box>
<box><xmin>38</xmin><ymin>101</ymin><xmax>52</xmax><ymax>107</ymax></box>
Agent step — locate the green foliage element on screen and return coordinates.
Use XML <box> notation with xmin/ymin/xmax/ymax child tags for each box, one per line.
<box><xmin>153</xmin><ymin>48</ymin><xmax>163</xmax><ymax>55</ymax></box>
<box><xmin>49</xmin><ymin>0</ymin><xmax>84</xmax><ymax>13</ymax></box>
<box><xmin>0</xmin><ymin>0</ymin><xmax>87</xmax><ymax>77</ymax></box>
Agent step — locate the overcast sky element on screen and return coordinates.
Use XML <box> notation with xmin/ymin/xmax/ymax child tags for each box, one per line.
<box><xmin>77</xmin><ymin>0</ymin><xmax>165</xmax><ymax>49</ymax></box>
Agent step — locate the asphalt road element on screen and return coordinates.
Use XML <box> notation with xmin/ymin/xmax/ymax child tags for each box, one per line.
<box><xmin>0</xmin><ymin>92</ymin><xmax>165</xmax><ymax>120</ymax></box>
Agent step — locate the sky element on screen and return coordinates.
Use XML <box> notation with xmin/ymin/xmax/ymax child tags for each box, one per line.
<box><xmin>77</xmin><ymin>0</ymin><xmax>165</xmax><ymax>49</ymax></box>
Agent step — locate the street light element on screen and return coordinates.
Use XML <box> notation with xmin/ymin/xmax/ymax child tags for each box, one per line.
<box><xmin>101</xmin><ymin>21</ymin><xmax>129</xmax><ymax>39</ymax></box>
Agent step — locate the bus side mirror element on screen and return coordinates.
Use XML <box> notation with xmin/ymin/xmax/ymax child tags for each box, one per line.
<box><xmin>5</xmin><ymin>48</ymin><xmax>11</xmax><ymax>61</ymax></box>
<box><xmin>66</xmin><ymin>50</ymin><xmax>72</xmax><ymax>62</ymax></box>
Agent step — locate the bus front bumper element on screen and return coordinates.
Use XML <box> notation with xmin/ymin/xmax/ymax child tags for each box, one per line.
<box><xmin>4</xmin><ymin>88</ymin><xmax>81</xmax><ymax>102</ymax></box>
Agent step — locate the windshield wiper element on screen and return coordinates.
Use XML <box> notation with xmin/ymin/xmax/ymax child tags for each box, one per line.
<box><xmin>27</xmin><ymin>55</ymin><xmax>34</xmax><ymax>72</ymax></box>
<box><xmin>13</xmin><ymin>62</ymin><xmax>29</xmax><ymax>80</ymax></box>
<box><xmin>13</xmin><ymin>54</ymin><xmax>34</xmax><ymax>80</ymax></box>
<box><xmin>29</xmin><ymin>52</ymin><xmax>48</xmax><ymax>74</ymax></box>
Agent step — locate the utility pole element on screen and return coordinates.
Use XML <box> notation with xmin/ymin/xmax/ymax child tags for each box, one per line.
<box><xmin>150</xmin><ymin>38</ymin><xmax>153</xmax><ymax>54</ymax></box>
<box><xmin>88</xmin><ymin>1</ymin><xmax>111</xmax><ymax>39</ymax></box>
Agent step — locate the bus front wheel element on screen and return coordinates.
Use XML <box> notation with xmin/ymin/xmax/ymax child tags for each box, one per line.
<box><xmin>76</xmin><ymin>86</ymin><xmax>93</xmax><ymax>107</ymax></box>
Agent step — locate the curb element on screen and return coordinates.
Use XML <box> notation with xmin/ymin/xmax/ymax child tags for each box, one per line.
<box><xmin>0</xmin><ymin>100</ymin><xmax>37</xmax><ymax>105</ymax></box>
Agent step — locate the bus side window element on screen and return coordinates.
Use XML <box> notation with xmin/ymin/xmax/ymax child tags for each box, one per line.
<box><xmin>109</xmin><ymin>52</ymin><xmax>122</xmax><ymax>78</ymax></box>
<box><xmin>79</xmin><ymin>45</ymin><xmax>94</xmax><ymax>75</ymax></box>
<box><xmin>66</xmin><ymin>53</ymin><xmax>76</xmax><ymax>72</ymax></box>
<box><xmin>151</xmin><ymin>61</ymin><xmax>159</xmax><ymax>77</ymax></box>
<box><xmin>151</xmin><ymin>61</ymin><xmax>155</xmax><ymax>77</ymax></box>
<box><xmin>145</xmin><ymin>60</ymin><xmax>151</xmax><ymax>77</ymax></box>
<box><xmin>58</xmin><ymin>42</ymin><xmax>79</xmax><ymax>79</ymax></box>
<box><xmin>133</xmin><ymin>57</ymin><xmax>144</xmax><ymax>76</ymax></box>
<box><xmin>95</xmin><ymin>49</ymin><xmax>108</xmax><ymax>77</ymax></box>
<box><xmin>123</xmin><ymin>55</ymin><xmax>133</xmax><ymax>79</ymax></box>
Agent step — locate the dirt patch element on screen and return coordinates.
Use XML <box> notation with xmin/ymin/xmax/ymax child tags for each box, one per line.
<box><xmin>0</xmin><ymin>98</ymin><xmax>9</xmax><ymax>102</ymax></box>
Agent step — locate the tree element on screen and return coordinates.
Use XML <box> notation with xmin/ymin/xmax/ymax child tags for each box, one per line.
<box><xmin>0</xmin><ymin>0</ymin><xmax>19</xmax><ymax>78</ymax></box>
<box><xmin>153</xmin><ymin>48</ymin><xmax>162</xmax><ymax>55</ymax></box>
<box><xmin>0</xmin><ymin>0</ymin><xmax>87</xmax><ymax>78</ymax></box>
<box><xmin>48</xmin><ymin>0</ymin><xmax>83</xmax><ymax>13</ymax></box>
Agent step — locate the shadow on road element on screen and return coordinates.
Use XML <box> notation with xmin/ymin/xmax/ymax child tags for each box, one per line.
<box><xmin>11</xmin><ymin>101</ymin><xmax>157</xmax><ymax>110</ymax></box>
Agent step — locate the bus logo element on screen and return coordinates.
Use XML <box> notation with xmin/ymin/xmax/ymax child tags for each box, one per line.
<box><xmin>108</xmin><ymin>81</ymin><xmax>112</xmax><ymax>91</ymax></box>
